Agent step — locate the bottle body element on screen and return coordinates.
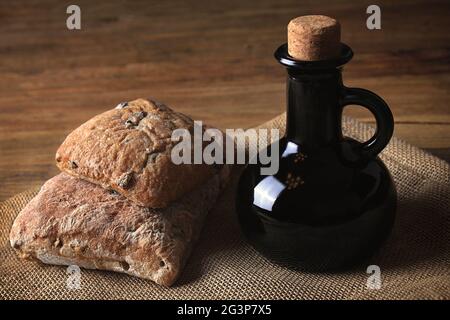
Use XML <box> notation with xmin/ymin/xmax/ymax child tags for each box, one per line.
<box><xmin>237</xmin><ymin>137</ymin><xmax>397</xmax><ymax>271</ymax></box>
<box><xmin>236</xmin><ymin>44</ymin><xmax>397</xmax><ymax>271</ymax></box>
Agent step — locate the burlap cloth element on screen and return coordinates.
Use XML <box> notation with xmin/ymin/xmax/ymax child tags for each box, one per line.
<box><xmin>0</xmin><ymin>114</ymin><xmax>449</xmax><ymax>300</ymax></box>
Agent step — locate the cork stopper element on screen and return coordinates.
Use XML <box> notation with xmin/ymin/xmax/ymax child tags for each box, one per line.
<box><xmin>288</xmin><ymin>15</ymin><xmax>341</xmax><ymax>61</ymax></box>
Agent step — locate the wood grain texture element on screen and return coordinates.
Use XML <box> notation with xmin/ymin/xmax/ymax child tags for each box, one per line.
<box><xmin>0</xmin><ymin>0</ymin><xmax>449</xmax><ymax>201</ymax></box>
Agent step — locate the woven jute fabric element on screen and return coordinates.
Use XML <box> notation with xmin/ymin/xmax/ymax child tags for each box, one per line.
<box><xmin>0</xmin><ymin>114</ymin><xmax>449</xmax><ymax>300</ymax></box>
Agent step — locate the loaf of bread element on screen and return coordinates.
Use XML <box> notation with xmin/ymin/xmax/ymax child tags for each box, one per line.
<box><xmin>56</xmin><ymin>98</ymin><xmax>218</xmax><ymax>208</ymax></box>
<box><xmin>10</xmin><ymin>169</ymin><xmax>229</xmax><ymax>286</ymax></box>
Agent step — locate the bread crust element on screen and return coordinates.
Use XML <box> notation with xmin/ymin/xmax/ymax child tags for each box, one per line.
<box><xmin>9</xmin><ymin>170</ymin><xmax>229</xmax><ymax>286</ymax></box>
<box><xmin>55</xmin><ymin>98</ymin><xmax>217</xmax><ymax>208</ymax></box>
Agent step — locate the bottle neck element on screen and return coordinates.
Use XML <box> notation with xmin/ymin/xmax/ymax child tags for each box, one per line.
<box><xmin>286</xmin><ymin>69</ymin><xmax>343</xmax><ymax>149</ymax></box>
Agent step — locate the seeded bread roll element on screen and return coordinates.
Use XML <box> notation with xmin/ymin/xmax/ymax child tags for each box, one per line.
<box><xmin>56</xmin><ymin>98</ymin><xmax>218</xmax><ymax>208</ymax></box>
<box><xmin>10</xmin><ymin>169</ymin><xmax>229</xmax><ymax>287</ymax></box>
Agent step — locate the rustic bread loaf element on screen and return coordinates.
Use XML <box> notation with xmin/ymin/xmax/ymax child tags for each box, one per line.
<box><xmin>10</xmin><ymin>169</ymin><xmax>230</xmax><ymax>287</ymax></box>
<box><xmin>55</xmin><ymin>98</ymin><xmax>218</xmax><ymax>208</ymax></box>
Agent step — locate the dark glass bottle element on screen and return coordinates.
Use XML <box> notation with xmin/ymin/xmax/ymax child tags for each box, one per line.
<box><xmin>236</xmin><ymin>43</ymin><xmax>397</xmax><ymax>271</ymax></box>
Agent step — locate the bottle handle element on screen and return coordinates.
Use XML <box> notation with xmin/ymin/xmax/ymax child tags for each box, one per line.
<box><xmin>340</xmin><ymin>87</ymin><xmax>394</xmax><ymax>159</ymax></box>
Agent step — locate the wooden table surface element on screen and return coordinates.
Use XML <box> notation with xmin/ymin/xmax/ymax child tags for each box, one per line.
<box><xmin>0</xmin><ymin>0</ymin><xmax>449</xmax><ymax>201</ymax></box>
